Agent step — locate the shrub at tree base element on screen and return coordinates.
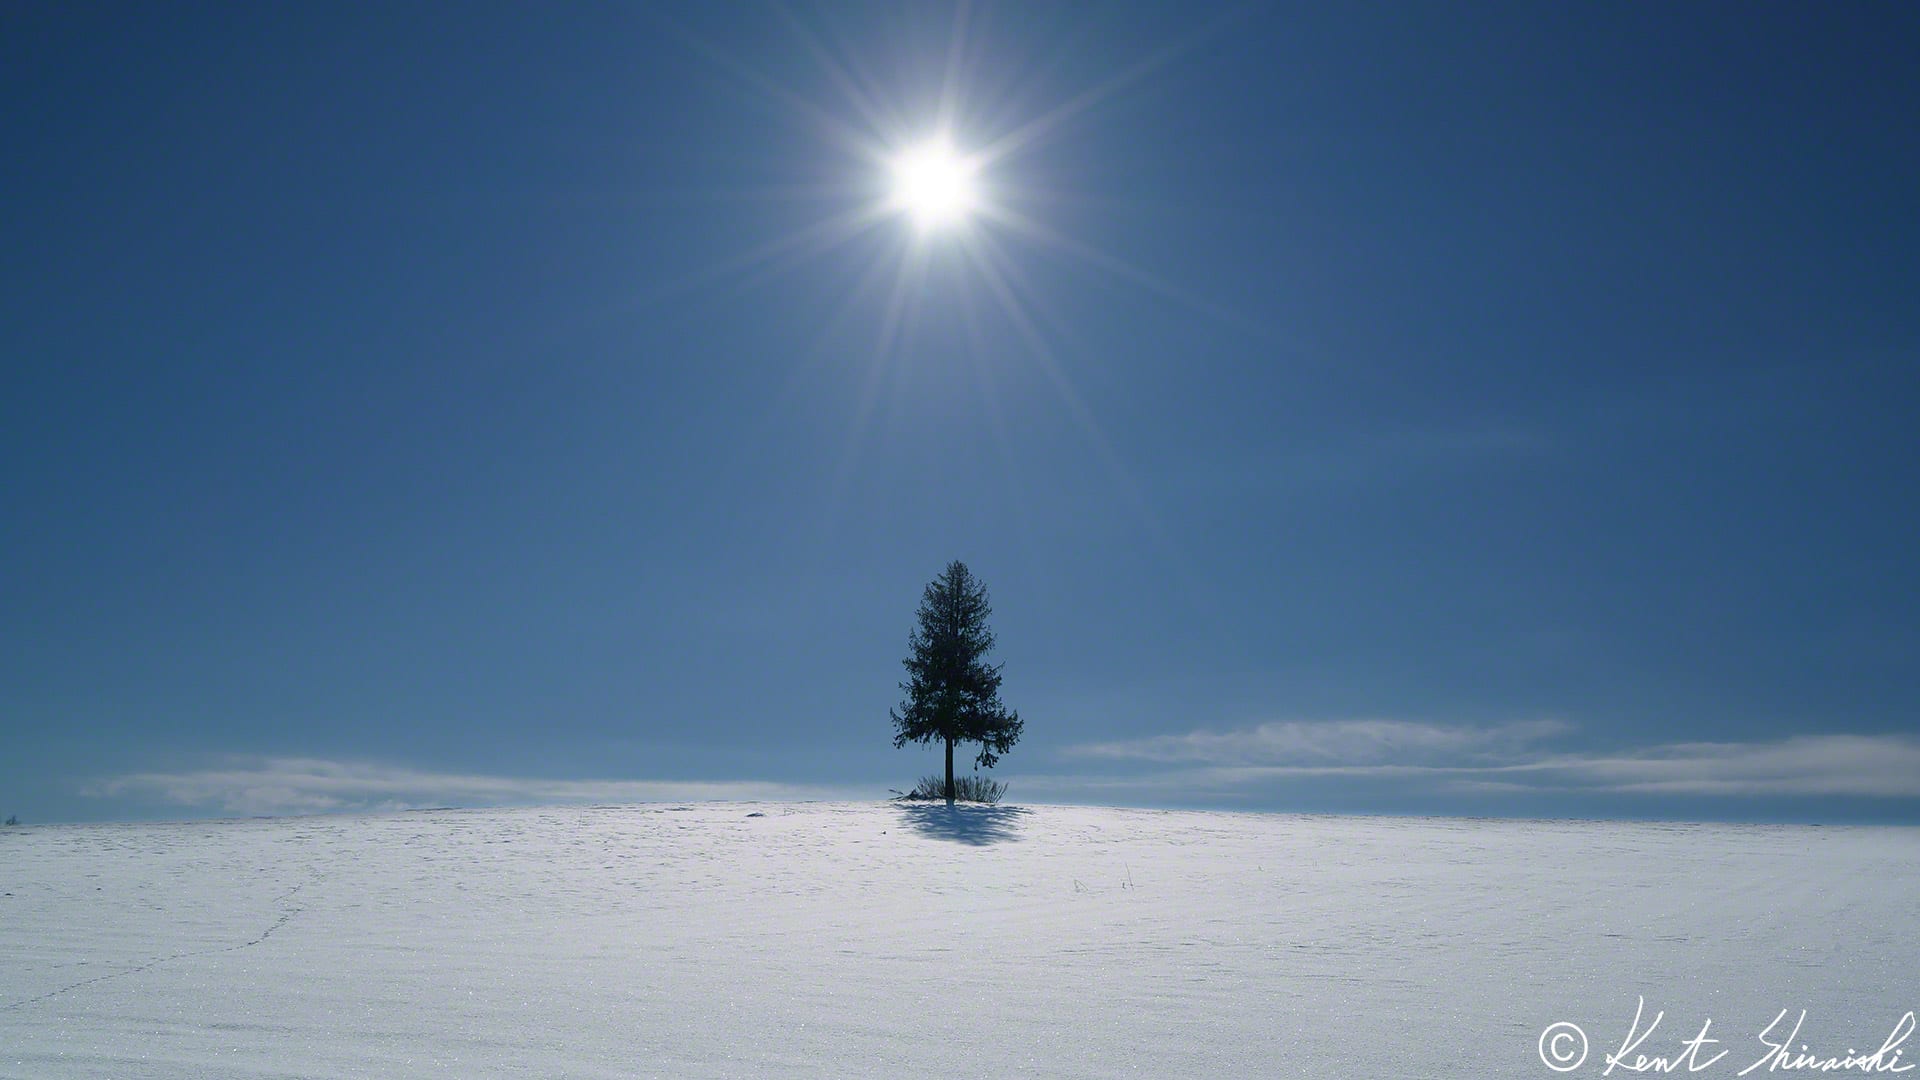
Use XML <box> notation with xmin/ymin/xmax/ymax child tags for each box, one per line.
<box><xmin>894</xmin><ymin>774</ymin><xmax>1007</xmax><ymax>804</ymax></box>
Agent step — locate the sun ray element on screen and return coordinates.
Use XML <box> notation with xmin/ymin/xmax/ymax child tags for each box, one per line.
<box><xmin>955</xmin><ymin>259</ymin><xmax>1041</xmax><ymax>567</ymax></box>
<box><xmin>974</xmin><ymin>200</ymin><xmax>1280</xmax><ymax>344</ymax></box>
<box><xmin>700</xmin><ymin>236</ymin><xmax>911</xmax><ymax>543</ymax></box>
<box><xmin>974</xmin><ymin>5</ymin><xmax>1253</xmax><ymax>170</ymax></box>
<box><xmin>954</xmin><ymin>208</ymin><xmax>1089</xmax><ymax>365</ymax></box>
<box><xmin>957</xmin><ymin>227</ymin><xmax>1159</xmax><ymax>532</ymax></box>
<box><xmin>610</xmin><ymin>181</ymin><xmax>857</xmax><ymax>207</ymax></box>
<box><xmin>819</xmin><ymin>16</ymin><xmax>914</xmax><ymax>143</ymax></box>
<box><xmin>828</xmin><ymin>239</ymin><xmax>927</xmax><ymax>513</ymax></box>
<box><xmin>771</xmin><ymin>2</ymin><xmax>902</xmax><ymax>149</ymax></box>
<box><xmin>724</xmin><ymin>210</ymin><xmax>895</xmax><ymax>300</ymax></box>
<box><xmin>935</xmin><ymin>0</ymin><xmax>974</xmax><ymax>134</ymax></box>
<box><xmin>652</xmin><ymin>8</ymin><xmax>890</xmax><ymax>168</ymax></box>
<box><xmin>777</xmin><ymin>247</ymin><xmax>904</xmax><ymax>424</ymax></box>
<box><xmin>964</xmin><ymin>224</ymin><xmax>1218</xmax><ymax>603</ymax></box>
<box><xmin>637</xmin><ymin>202</ymin><xmax>889</xmax><ymax>308</ymax></box>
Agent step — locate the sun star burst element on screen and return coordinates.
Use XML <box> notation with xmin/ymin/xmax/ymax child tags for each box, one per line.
<box><xmin>887</xmin><ymin>137</ymin><xmax>978</xmax><ymax>232</ymax></box>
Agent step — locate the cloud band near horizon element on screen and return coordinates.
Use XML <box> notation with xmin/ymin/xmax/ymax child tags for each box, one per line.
<box><xmin>83</xmin><ymin>758</ymin><xmax>844</xmax><ymax>818</ymax></box>
<box><xmin>1063</xmin><ymin>721</ymin><xmax>1920</xmax><ymax>799</ymax></box>
<box><xmin>78</xmin><ymin>722</ymin><xmax>1920</xmax><ymax>820</ymax></box>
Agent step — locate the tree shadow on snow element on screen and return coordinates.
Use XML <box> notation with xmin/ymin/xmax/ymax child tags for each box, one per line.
<box><xmin>896</xmin><ymin>803</ymin><xmax>1031</xmax><ymax>846</ymax></box>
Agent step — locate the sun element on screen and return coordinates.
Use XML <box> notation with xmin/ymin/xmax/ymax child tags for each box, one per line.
<box><xmin>887</xmin><ymin>136</ymin><xmax>978</xmax><ymax>232</ymax></box>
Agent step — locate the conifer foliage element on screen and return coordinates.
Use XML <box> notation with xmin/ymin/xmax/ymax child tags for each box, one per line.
<box><xmin>890</xmin><ymin>561</ymin><xmax>1024</xmax><ymax>805</ymax></box>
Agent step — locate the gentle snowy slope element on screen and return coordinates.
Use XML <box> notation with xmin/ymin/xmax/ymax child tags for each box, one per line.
<box><xmin>3</xmin><ymin>803</ymin><xmax>1916</xmax><ymax>1078</ymax></box>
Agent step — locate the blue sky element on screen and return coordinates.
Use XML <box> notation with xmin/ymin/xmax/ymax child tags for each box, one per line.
<box><xmin>4</xmin><ymin>2</ymin><xmax>1916</xmax><ymax>824</ymax></box>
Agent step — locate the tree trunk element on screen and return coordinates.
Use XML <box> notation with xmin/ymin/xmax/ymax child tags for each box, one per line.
<box><xmin>945</xmin><ymin>737</ymin><xmax>955</xmax><ymax>807</ymax></box>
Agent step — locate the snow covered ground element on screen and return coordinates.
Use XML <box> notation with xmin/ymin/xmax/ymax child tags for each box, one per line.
<box><xmin>3</xmin><ymin>802</ymin><xmax>1915</xmax><ymax>1078</ymax></box>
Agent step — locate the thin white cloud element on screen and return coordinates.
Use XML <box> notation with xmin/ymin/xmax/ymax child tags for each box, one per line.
<box><xmin>87</xmin><ymin>729</ymin><xmax>1920</xmax><ymax>819</ymax></box>
<box><xmin>1072</xmin><ymin>718</ymin><xmax>1571</xmax><ymax>766</ymax></box>
<box><xmin>1064</xmin><ymin>721</ymin><xmax>1920</xmax><ymax>799</ymax></box>
<box><xmin>1520</xmin><ymin>735</ymin><xmax>1920</xmax><ymax>798</ymax></box>
<box><xmin>84</xmin><ymin>757</ymin><xmax>843</xmax><ymax>817</ymax></box>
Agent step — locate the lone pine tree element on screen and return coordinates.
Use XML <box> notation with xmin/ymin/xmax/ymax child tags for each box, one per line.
<box><xmin>890</xmin><ymin>560</ymin><xmax>1024</xmax><ymax>806</ymax></box>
